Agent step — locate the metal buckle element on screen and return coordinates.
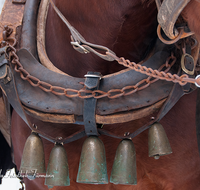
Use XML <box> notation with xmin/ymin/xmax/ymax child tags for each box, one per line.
<box><xmin>84</xmin><ymin>74</ymin><xmax>102</xmax><ymax>80</ymax></box>
<box><xmin>70</xmin><ymin>41</ymin><xmax>89</xmax><ymax>54</ymax></box>
<box><xmin>84</xmin><ymin>72</ymin><xmax>102</xmax><ymax>89</ymax></box>
<box><xmin>181</xmin><ymin>53</ymin><xmax>195</xmax><ymax>75</ymax></box>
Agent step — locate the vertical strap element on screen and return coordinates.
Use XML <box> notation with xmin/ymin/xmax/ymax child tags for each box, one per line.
<box><xmin>0</xmin><ymin>52</ymin><xmax>32</xmax><ymax>128</ymax></box>
<box><xmin>83</xmin><ymin>72</ymin><xmax>101</xmax><ymax>136</ymax></box>
<box><xmin>196</xmin><ymin>88</ymin><xmax>200</xmax><ymax>156</ymax></box>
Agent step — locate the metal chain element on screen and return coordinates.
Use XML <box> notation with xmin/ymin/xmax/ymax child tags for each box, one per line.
<box><xmin>1</xmin><ymin>26</ymin><xmax>200</xmax><ymax>144</ymax></box>
<box><xmin>2</xmin><ymin>25</ymin><xmax>200</xmax><ymax>99</ymax></box>
<box><xmin>8</xmin><ymin>44</ymin><xmax>177</xmax><ymax>99</ymax></box>
<box><xmin>106</xmin><ymin>51</ymin><xmax>200</xmax><ymax>87</ymax></box>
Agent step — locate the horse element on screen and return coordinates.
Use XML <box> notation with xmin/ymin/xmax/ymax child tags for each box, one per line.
<box><xmin>3</xmin><ymin>0</ymin><xmax>200</xmax><ymax>189</ymax></box>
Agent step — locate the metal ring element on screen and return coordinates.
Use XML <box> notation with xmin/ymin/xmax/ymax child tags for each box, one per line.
<box><xmin>157</xmin><ymin>24</ymin><xmax>183</xmax><ymax>45</ymax></box>
<box><xmin>70</xmin><ymin>41</ymin><xmax>89</xmax><ymax>54</ymax></box>
<box><xmin>195</xmin><ymin>75</ymin><xmax>200</xmax><ymax>88</ymax></box>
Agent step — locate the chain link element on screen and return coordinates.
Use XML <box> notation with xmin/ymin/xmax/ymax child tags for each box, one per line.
<box><xmin>2</xmin><ymin>24</ymin><xmax>198</xmax><ymax>99</ymax></box>
<box><xmin>8</xmin><ymin>44</ymin><xmax>177</xmax><ymax>99</ymax></box>
<box><xmin>111</xmin><ymin>53</ymin><xmax>191</xmax><ymax>86</ymax></box>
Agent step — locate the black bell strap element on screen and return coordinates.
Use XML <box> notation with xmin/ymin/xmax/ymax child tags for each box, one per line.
<box><xmin>83</xmin><ymin>71</ymin><xmax>101</xmax><ymax>136</ymax></box>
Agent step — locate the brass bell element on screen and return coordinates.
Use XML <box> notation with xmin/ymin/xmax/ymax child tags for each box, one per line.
<box><xmin>110</xmin><ymin>139</ymin><xmax>137</xmax><ymax>185</ymax></box>
<box><xmin>148</xmin><ymin>122</ymin><xmax>172</xmax><ymax>159</ymax></box>
<box><xmin>19</xmin><ymin>132</ymin><xmax>45</xmax><ymax>180</ymax></box>
<box><xmin>45</xmin><ymin>143</ymin><xmax>70</xmax><ymax>187</ymax></box>
<box><xmin>76</xmin><ymin>136</ymin><xmax>108</xmax><ymax>184</ymax></box>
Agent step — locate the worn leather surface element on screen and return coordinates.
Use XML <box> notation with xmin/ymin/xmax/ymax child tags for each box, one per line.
<box><xmin>16</xmin><ymin>49</ymin><xmax>174</xmax><ymax>116</ymax></box>
<box><xmin>0</xmin><ymin>0</ymin><xmax>24</xmax><ymax>38</ymax></box>
<box><xmin>158</xmin><ymin>0</ymin><xmax>191</xmax><ymax>39</ymax></box>
<box><xmin>20</xmin><ymin>0</ymin><xmax>40</xmax><ymax>59</ymax></box>
<box><xmin>17</xmin><ymin>0</ymin><xmax>174</xmax><ymax>116</ymax></box>
<box><xmin>196</xmin><ymin>88</ymin><xmax>200</xmax><ymax>155</ymax></box>
<box><xmin>83</xmin><ymin>72</ymin><xmax>101</xmax><ymax>136</ymax></box>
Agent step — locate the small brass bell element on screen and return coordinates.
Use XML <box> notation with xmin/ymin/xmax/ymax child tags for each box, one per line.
<box><xmin>45</xmin><ymin>143</ymin><xmax>70</xmax><ymax>187</ymax></box>
<box><xmin>76</xmin><ymin>136</ymin><xmax>108</xmax><ymax>184</ymax></box>
<box><xmin>110</xmin><ymin>139</ymin><xmax>137</xmax><ymax>185</ymax></box>
<box><xmin>148</xmin><ymin>122</ymin><xmax>172</xmax><ymax>159</ymax></box>
<box><xmin>20</xmin><ymin>132</ymin><xmax>45</xmax><ymax>180</ymax></box>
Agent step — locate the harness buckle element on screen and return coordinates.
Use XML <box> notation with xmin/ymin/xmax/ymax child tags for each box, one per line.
<box><xmin>181</xmin><ymin>53</ymin><xmax>195</xmax><ymax>75</ymax></box>
<box><xmin>70</xmin><ymin>41</ymin><xmax>90</xmax><ymax>54</ymax></box>
<box><xmin>84</xmin><ymin>73</ymin><xmax>102</xmax><ymax>80</ymax></box>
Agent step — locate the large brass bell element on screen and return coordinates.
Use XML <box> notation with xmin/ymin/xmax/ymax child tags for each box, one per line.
<box><xmin>20</xmin><ymin>132</ymin><xmax>45</xmax><ymax>180</ymax></box>
<box><xmin>148</xmin><ymin>122</ymin><xmax>172</xmax><ymax>159</ymax></box>
<box><xmin>76</xmin><ymin>136</ymin><xmax>108</xmax><ymax>184</ymax></box>
<box><xmin>110</xmin><ymin>139</ymin><xmax>137</xmax><ymax>185</ymax></box>
<box><xmin>45</xmin><ymin>143</ymin><xmax>70</xmax><ymax>188</ymax></box>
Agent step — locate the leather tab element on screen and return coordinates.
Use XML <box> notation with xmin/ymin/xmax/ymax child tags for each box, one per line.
<box><xmin>185</xmin><ymin>44</ymin><xmax>194</xmax><ymax>74</ymax></box>
<box><xmin>84</xmin><ymin>71</ymin><xmax>101</xmax><ymax>89</ymax></box>
<box><xmin>181</xmin><ymin>44</ymin><xmax>195</xmax><ymax>92</ymax></box>
<box><xmin>83</xmin><ymin>72</ymin><xmax>101</xmax><ymax>136</ymax></box>
<box><xmin>12</xmin><ymin>0</ymin><xmax>26</xmax><ymax>4</ymax></box>
<box><xmin>196</xmin><ymin>88</ymin><xmax>200</xmax><ymax>155</ymax></box>
<box><xmin>158</xmin><ymin>0</ymin><xmax>191</xmax><ymax>39</ymax></box>
<box><xmin>0</xmin><ymin>49</ymin><xmax>9</xmax><ymax>80</ymax></box>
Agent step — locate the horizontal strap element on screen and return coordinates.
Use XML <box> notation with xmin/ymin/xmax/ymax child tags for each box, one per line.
<box><xmin>16</xmin><ymin>49</ymin><xmax>173</xmax><ymax>117</ymax></box>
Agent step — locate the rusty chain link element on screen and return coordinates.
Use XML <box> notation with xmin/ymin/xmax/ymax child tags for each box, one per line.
<box><xmin>107</xmin><ymin>52</ymin><xmax>200</xmax><ymax>88</ymax></box>
<box><xmin>2</xmin><ymin>25</ymin><xmax>200</xmax><ymax>99</ymax></box>
<box><xmin>8</xmin><ymin>44</ymin><xmax>177</xmax><ymax>99</ymax></box>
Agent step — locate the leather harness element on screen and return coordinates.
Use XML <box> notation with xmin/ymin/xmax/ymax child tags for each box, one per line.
<box><xmin>14</xmin><ymin>0</ymin><xmax>176</xmax><ymax>125</ymax></box>
<box><xmin>0</xmin><ymin>0</ymin><xmax>199</xmax><ymax>145</ymax></box>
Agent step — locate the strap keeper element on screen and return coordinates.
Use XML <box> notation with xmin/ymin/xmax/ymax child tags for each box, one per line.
<box><xmin>84</xmin><ymin>72</ymin><xmax>102</xmax><ymax>89</ymax></box>
<box><xmin>83</xmin><ymin>71</ymin><xmax>101</xmax><ymax>136</ymax></box>
<box><xmin>0</xmin><ymin>48</ymin><xmax>10</xmax><ymax>81</ymax></box>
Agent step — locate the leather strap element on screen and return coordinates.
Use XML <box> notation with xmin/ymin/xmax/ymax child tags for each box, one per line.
<box><xmin>196</xmin><ymin>88</ymin><xmax>200</xmax><ymax>155</ymax></box>
<box><xmin>0</xmin><ymin>47</ymin><xmax>8</xmax><ymax>80</ymax></box>
<box><xmin>0</xmin><ymin>50</ymin><xmax>86</xmax><ymax>144</ymax></box>
<box><xmin>0</xmin><ymin>50</ymin><xmax>188</xmax><ymax>144</ymax></box>
<box><xmin>155</xmin><ymin>0</ymin><xmax>161</xmax><ymax>10</ymax></box>
<box><xmin>83</xmin><ymin>72</ymin><xmax>101</xmax><ymax>136</ymax></box>
<box><xmin>158</xmin><ymin>0</ymin><xmax>191</xmax><ymax>39</ymax></box>
<box><xmin>49</xmin><ymin>0</ymin><xmax>116</xmax><ymax>61</ymax></box>
<box><xmin>98</xmin><ymin>70</ymin><xmax>185</xmax><ymax>140</ymax></box>
<box><xmin>21</xmin><ymin>0</ymin><xmax>40</xmax><ymax>60</ymax></box>
<box><xmin>16</xmin><ymin>49</ymin><xmax>173</xmax><ymax>117</ymax></box>
<box><xmin>181</xmin><ymin>42</ymin><xmax>195</xmax><ymax>92</ymax></box>
<box><xmin>12</xmin><ymin>0</ymin><xmax>26</xmax><ymax>4</ymax></box>
<box><xmin>0</xmin><ymin>52</ymin><xmax>32</xmax><ymax>128</ymax></box>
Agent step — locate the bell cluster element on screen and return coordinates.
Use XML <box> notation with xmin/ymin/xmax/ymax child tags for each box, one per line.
<box><xmin>19</xmin><ymin>122</ymin><xmax>172</xmax><ymax>187</ymax></box>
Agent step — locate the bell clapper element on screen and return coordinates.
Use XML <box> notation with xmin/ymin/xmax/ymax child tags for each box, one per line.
<box><xmin>154</xmin><ymin>155</ymin><xmax>160</xmax><ymax>160</ymax></box>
